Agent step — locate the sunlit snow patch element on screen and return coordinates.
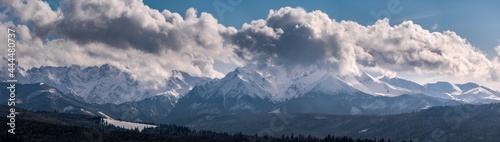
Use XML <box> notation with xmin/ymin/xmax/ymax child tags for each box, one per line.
<box><xmin>359</xmin><ymin>129</ymin><xmax>369</xmax><ymax>133</ymax></box>
<box><xmin>80</xmin><ymin>108</ymin><xmax>94</xmax><ymax>115</ymax></box>
<box><xmin>98</xmin><ymin>111</ymin><xmax>156</xmax><ymax>131</ymax></box>
<box><xmin>314</xmin><ymin>116</ymin><xmax>327</xmax><ymax>119</ymax></box>
<box><xmin>269</xmin><ymin>108</ymin><xmax>280</xmax><ymax>114</ymax></box>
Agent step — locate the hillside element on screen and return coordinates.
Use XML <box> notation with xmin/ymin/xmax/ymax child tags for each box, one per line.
<box><xmin>0</xmin><ymin>106</ymin><xmax>389</xmax><ymax>142</ymax></box>
<box><xmin>184</xmin><ymin>103</ymin><xmax>500</xmax><ymax>142</ymax></box>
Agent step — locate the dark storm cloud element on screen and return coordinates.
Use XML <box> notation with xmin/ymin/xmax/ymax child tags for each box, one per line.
<box><xmin>231</xmin><ymin>8</ymin><xmax>346</xmax><ymax>71</ymax></box>
<box><xmin>233</xmin><ymin>20</ymin><xmax>331</xmax><ymax>69</ymax></box>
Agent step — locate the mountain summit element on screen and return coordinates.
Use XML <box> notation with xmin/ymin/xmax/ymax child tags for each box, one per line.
<box><xmin>7</xmin><ymin>64</ymin><xmax>214</xmax><ymax>104</ymax></box>
<box><xmin>3</xmin><ymin>64</ymin><xmax>499</xmax><ymax>124</ymax></box>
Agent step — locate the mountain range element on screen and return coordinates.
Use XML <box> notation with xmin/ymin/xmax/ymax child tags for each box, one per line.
<box><xmin>1</xmin><ymin>64</ymin><xmax>499</xmax><ymax>124</ymax></box>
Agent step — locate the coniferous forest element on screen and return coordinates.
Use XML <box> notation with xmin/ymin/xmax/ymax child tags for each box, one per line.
<box><xmin>0</xmin><ymin>106</ymin><xmax>401</xmax><ymax>142</ymax></box>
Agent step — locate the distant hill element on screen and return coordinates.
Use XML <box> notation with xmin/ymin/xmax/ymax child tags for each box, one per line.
<box><xmin>183</xmin><ymin>103</ymin><xmax>500</xmax><ymax>142</ymax></box>
<box><xmin>0</xmin><ymin>106</ymin><xmax>389</xmax><ymax>142</ymax></box>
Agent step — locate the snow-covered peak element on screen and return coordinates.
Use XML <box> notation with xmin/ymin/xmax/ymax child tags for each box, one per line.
<box><xmin>425</xmin><ymin>81</ymin><xmax>462</xmax><ymax>95</ymax></box>
<box><xmin>304</xmin><ymin>71</ymin><xmax>359</xmax><ymax>94</ymax></box>
<box><xmin>12</xmin><ymin>64</ymin><xmax>500</xmax><ymax>106</ymax></box>
<box><xmin>380</xmin><ymin>76</ymin><xmax>500</xmax><ymax>103</ymax></box>
<box><xmin>204</xmin><ymin>65</ymin><xmax>500</xmax><ymax>104</ymax></box>
<box><xmin>198</xmin><ymin>66</ymin><xmax>420</xmax><ymax>102</ymax></box>
<box><xmin>154</xmin><ymin>70</ymin><xmax>214</xmax><ymax>99</ymax></box>
<box><xmin>16</xmin><ymin>64</ymin><xmax>142</xmax><ymax>104</ymax></box>
<box><xmin>338</xmin><ymin>72</ymin><xmax>413</xmax><ymax>97</ymax></box>
<box><xmin>379</xmin><ymin>76</ymin><xmax>425</xmax><ymax>91</ymax></box>
<box><xmin>207</xmin><ymin>67</ymin><xmax>274</xmax><ymax>99</ymax></box>
<box><xmin>456</xmin><ymin>82</ymin><xmax>480</xmax><ymax>92</ymax></box>
<box><xmin>170</xmin><ymin>70</ymin><xmax>189</xmax><ymax>80</ymax></box>
<box><xmin>15</xmin><ymin>64</ymin><xmax>213</xmax><ymax>104</ymax></box>
<box><xmin>457</xmin><ymin>87</ymin><xmax>500</xmax><ymax>103</ymax></box>
<box><xmin>464</xmin><ymin>87</ymin><xmax>493</xmax><ymax>95</ymax></box>
<box><xmin>221</xmin><ymin>66</ymin><xmax>358</xmax><ymax>101</ymax></box>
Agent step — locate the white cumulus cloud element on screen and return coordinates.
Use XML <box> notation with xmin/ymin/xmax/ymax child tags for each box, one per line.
<box><xmin>496</xmin><ymin>46</ymin><xmax>500</xmax><ymax>56</ymax></box>
<box><xmin>0</xmin><ymin>0</ymin><xmax>242</xmax><ymax>88</ymax></box>
<box><xmin>232</xmin><ymin>7</ymin><xmax>500</xmax><ymax>88</ymax></box>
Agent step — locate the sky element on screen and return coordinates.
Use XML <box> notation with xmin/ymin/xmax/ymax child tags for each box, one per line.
<box><xmin>0</xmin><ymin>0</ymin><xmax>499</xmax><ymax>89</ymax></box>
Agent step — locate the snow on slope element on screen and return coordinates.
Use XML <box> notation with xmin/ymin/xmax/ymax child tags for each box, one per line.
<box><xmin>204</xmin><ymin>66</ymin><xmax>354</xmax><ymax>102</ymax></box>
<box><xmin>99</xmin><ymin>111</ymin><xmax>156</xmax><ymax>132</ymax></box>
<box><xmin>7</xmin><ymin>64</ymin><xmax>500</xmax><ymax>106</ymax></box>
<box><xmin>12</xmin><ymin>64</ymin><xmax>213</xmax><ymax>104</ymax></box>
<box><xmin>342</xmin><ymin>72</ymin><xmax>413</xmax><ymax>97</ymax></box>
<box><xmin>202</xmin><ymin>65</ymin><xmax>421</xmax><ymax>102</ymax></box>
<box><xmin>14</xmin><ymin>65</ymin><xmax>143</xmax><ymax>104</ymax></box>
<box><xmin>103</xmin><ymin>119</ymin><xmax>157</xmax><ymax>132</ymax></box>
<box><xmin>203</xmin><ymin>65</ymin><xmax>500</xmax><ymax>104</ymax></box>
<box><xmin>457</xmin><ymin>87</ymin><xmax>500</xmax><ymax>103</ymax></box>
<box><xmin>381</xmin><ymin>76</ymin><xmax>500</xmax><ymax>103</ymax></box>
<box><xmin>145</xmin><ymin>70</ymin><xmax>214</xmax><ymax>100</ymax></box>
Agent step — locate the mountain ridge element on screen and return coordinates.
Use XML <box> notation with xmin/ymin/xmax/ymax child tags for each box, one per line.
<box><xmin>2</xmin><ymin>64</ymin><xmax>500</xmax><ymax>124</ymax></box>
<box><xmin>1</xmin><ymin>64</ymin><xmax>214</xmax><ymax>104</ymax></box>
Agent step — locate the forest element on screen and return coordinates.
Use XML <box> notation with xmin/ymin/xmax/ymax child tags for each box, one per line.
<box><xmin>0</xmin><ymin>105</ymin><xmax>400</xmax><ymax>142</ymax></box>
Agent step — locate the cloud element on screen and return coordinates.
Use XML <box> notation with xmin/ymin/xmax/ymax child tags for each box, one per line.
<box><xmin>491</xmin><ymin>46</ymin><xmax>500</xmax><ymax>81</ymax></box>
<box><xmin>0</xmin><ymin>0</ymin><xmax>242</xmax><ymax>88</ymax></box>
<box><xmin>432</xmin><ymin>24</ymin><xmax>438</xmax><ymax>30</ymax></box>
<box><xmin>232</xmin><ymin>7</ymin><xmax>500</xmax><ymax>84</ymax></box>
<box><xmin>232</xmin><ymin>8</ymin><xmax>361</xmax><ymax>74</ymax></box>
<box><xmin>496</xmin><ymin>46</ymin><xmax>500</xmax><ymax>56</ymax></box>
<box><xmin>1</xmin><ymin>1</ymin><xmax>498</xmax><ymax>89</ymax></box>
<box><xmin>5</xmin><ymin>0</ymin><xmax>238</xmax><ymax>55</ymax></box>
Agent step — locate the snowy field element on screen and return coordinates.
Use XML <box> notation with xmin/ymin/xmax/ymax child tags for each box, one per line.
<box><xmin>99</xmin><ymin>112</ymin><xmax>157</xmax><ymax>131</ymax></box>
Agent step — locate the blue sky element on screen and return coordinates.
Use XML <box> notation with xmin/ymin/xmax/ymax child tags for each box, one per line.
<box><xmin>144</xmin><ymin>0</ymin><xmax>500</xmax><ymax>58</ymax></box>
